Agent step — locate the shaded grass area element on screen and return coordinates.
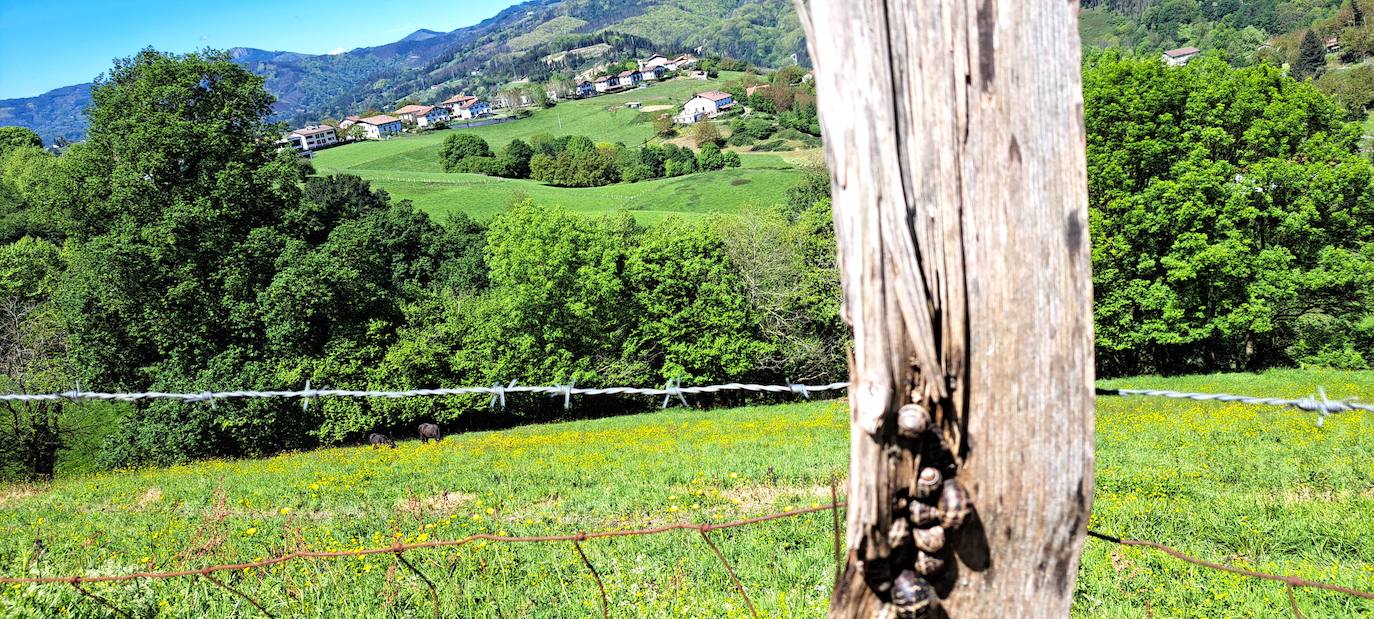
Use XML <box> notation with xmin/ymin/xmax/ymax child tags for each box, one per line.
<box><xmin>1</xmin><ymin>370</ymin><xmax>1371</xmax><ymax>616</ymax></box>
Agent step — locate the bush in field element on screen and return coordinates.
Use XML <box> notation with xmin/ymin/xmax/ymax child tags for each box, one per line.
<box><xmin>440</xmin><ymin>134</ymin><xmax>493</xmax><ymax>172</ymax></box>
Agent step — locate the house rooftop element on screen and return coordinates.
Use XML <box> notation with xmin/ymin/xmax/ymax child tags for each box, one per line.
<box><xmin>394</xmin><ymin>104</ymin><xmax>431</xmax><ymax>115</ymax></box>
<box><xmin>618</xmin><ymin>69</ymin><xmax>638</xmax><ymax>77</ymax></box>
<box><xmin>358</xmin><ymin>114</ymin><xmax>400</xmax><ymax>125</ymax></box>
<box><xmin>454</xmin><ymin>99</ymin><xmax>483</xmax><ymax>110</ymax></box>
<box><xmin>595</xmin><ymin>75</ymin><xmax>613</xmax><ymax>82</ymax></box>
<box><xmin>1163</xmin><ymin>47</ymin><xmax>1201</xmax><ymax>58</ymax></box>
<box><xmin>696</xmin><ymin>90</ymin><xmax>733</xmax><ymax>102</ymax></box>
<box><xmin>441</xmin><ymin>94</ymin><xmax>477</xmax><ymax>105</ymax></box>
<box><xmin>291</xmin><ymin>126</ymin><xmax>336</xmax><ymax>137</ymax></box>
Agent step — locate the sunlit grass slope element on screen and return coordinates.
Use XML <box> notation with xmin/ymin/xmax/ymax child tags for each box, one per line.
<box><xmin>2</xmin><ymin>369</ymin><xmax>1372</xmax><ymax>617</ymax></box>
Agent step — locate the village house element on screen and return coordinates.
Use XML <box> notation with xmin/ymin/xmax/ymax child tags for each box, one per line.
<box><xmin>289</xmin><ymin>125</ymin><xmax>338</xmax><ymax>150</ymax></box>
<box><xmin>594</xmin><ymin>75</ymin><xmax>616</xmax><ymax>93</ymax></box>
<box><xmin>666</xmin><ymin>54</ymin><xmax>698</xmax><ymax>71</ymax></box>
<box><xmin>681</xmin><ymin>90</ymin><xmax>736</xmax><ymax>119</ymax></box>
<box><xmin>618</xmin><ymin>69</ymin><xmax>643</xmax><ymax>87</ymax></box>
<box><xmin>638</xmin><ymin>54</ymin><xmax>670</xmax><ymax>72</ymax></box>
<box><xmin>415</xmin><ymin>105</ymin><xmax>450</xmax><ymax>127</ymax></box>
<box><xmin>576</xmin><ymin>81</ymin><xmax>595</xmax><ymax>98</ymax></box>
<box><xmin>1162</xmin><ymin>46</ymin><xmax>1201</xmax><ymax>66</ymax></box>
<box><xmin>1327</xmin><ymin>36</ymin><xmax>1341</xmax><ymax>53</ymax></box>
<box><xmin>393</xmin><ymin>104</ymin><xmax>431</xmax><ymax>126</ymax></box>
<box><xmin>641</xmin><ymin>65</ymin><xmax>668</xmax><ymax>81</ymax></box>
<box><xmin>355</xmin><ymin>115</ymin><xmax>404</xmax><ymax>140</ymax></box>
<box><xmin>450</xmin><ymin>98</ymin><xmax>491</xmax><ymax>120</ymax></box>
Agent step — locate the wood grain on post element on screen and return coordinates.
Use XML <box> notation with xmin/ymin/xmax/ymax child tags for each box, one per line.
<box><xmin>796</xmin><ymin>0</ymin><xmax>1096</xmax><ymax>616</ymax></box>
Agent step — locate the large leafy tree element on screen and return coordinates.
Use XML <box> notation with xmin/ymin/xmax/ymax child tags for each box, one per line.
<box><xmin>1085</xmin><ymin>52</ymin><xmax>1374</xmax><ymax>374</ymax></box>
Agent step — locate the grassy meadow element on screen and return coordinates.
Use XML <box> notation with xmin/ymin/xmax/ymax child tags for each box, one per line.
<box><xmin>310</xmin><ymin>72</ymin><xmax>815</xmax><ymax>223</ymax></box>
<box><xmin>2</xmin><ymin>369</ymin><xmax>1372</xmax><ymax>617</ymax></box>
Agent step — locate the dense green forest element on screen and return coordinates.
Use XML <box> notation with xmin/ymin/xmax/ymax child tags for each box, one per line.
<box><xmin>0</xmin><ymin>46</ymin><xmax>1371</xmax><ymax>479</ymax></box>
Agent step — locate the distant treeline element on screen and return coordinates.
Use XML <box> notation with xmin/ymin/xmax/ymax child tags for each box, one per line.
<box><xmin>440</xmin><ymin>133</ymin><xmax>740</xmax><ymax>186</ymax></box>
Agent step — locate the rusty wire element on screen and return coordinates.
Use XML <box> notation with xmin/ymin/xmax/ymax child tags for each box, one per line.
<box><xmin>572</xmin><ymin>538</ymin><xmax>609</xmax><ymax>619</ymax></box>
<box><xmin>1086</xmin><ymin>530</ymin><xmax>1374</xmax><ymax>601</ymax></box>
<box><xmin>201</xmin><ymin>571</ymin><xmax>275</xmax><ymax>618</ymax></box>
<box><xmin>393</xmin><ymin>550</ymin><xmax>439</xmax><ymax>619</ymax></box>
<box><xmin>698</xmin><ymin>528</ymin><xmax>759</xmax><ymax>619</ymax></box>
<box><xmin>69</xmin><ymin>581</ymin><xmax>132</xmax><ymax>619</ymax></box>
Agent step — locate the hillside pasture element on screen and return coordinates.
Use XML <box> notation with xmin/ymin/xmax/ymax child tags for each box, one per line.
<box><xmin>1</xmin><ymin>370</ymin><xmax>1372</xmax><ymax>617</ymax></box>
<box><xmin>310</xmin><ymin>72</ymin><xmax>806</xmax><ymax>222</ymax></box>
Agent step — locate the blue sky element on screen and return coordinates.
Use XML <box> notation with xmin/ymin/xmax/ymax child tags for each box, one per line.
<box><xmin>0</xmin><ymin>0</ymin><xmax>522</xmax><ymax>99</ymax></box>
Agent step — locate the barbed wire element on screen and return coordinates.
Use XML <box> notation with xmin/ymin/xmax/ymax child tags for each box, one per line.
<box><xmin>6</xmin><ymin>502</ymin><xmax>1372</xmax><ymax>617</ymax></box>
<box><xmin>0</xmin><ymin>380</ymin><xmax>851</xmax><ymax>409</ymax></box>
<box><xmin>1098</xmin><ymin>386</ymin><xmax>1373</xmax><ymax>426</ymax></box>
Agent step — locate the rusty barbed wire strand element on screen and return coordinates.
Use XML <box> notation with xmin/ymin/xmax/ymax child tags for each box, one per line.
<box><xmin>393</xmin><ymin>550</ymin><xmax>440</xmax><ymax>619</ymax></box>
<box><xmin>1287</xmin><ymin>583</ymin><xmax>1307</xmax><ymax>619</ymax></box>
<box><xmin>1086</xmin><ymin>530</ymin><xmax>1374</xmax><ymax>601</ymax></box>
<box><xmin>698</xmin><ymin>529</ymin><xmax>759</xmax><ymax>619</ymax></box>
<box><xmin>201</xmin><ymin>571</ymin><xmax>275</xmax><ymax>618</ymax></box>
<box><xmin>572</xmin><ymin>538</ymin><xmax>609</xmax><ymax>619</ymax></box>
<box><xmin>69</xmin><ymin>581</ymin><xmax>133</xmax><ymax>619</ymax></box>
<box><xmin>0</xmin><ymin>504</ymin><xmax>844</xmax><ymax>585</ymax></box>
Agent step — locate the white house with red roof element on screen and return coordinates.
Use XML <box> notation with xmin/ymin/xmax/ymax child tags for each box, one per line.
<box><xmin>678</xmin><ymin>90</ymin><xmax>736</xmax><ymax>123</ymax></box>
<box><xmin>355</xmin><ymin>115</ymin><xmax>403</xmax><ymax>139</ymax></box>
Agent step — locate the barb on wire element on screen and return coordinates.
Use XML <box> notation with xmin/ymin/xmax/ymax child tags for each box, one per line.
<box><xmin>1086</xmin><ymin>530</ymin><xmax>1374</xmax><ymax>601</ymax></box>
<box><xmin>788</xmin><ymin>381</ymin><xmax>809</xmax><ymax>399</ymax></box>
<box><xmin>202</xmin><ymin>571</ymin><xmax>275</xmax><ymax>618</ymax></box>
<box><xmin>1098</xmin><ymin>386</ymin><xmax>1372</xmax><ymax>426</ymax></box>
<box><xmin>698</xmin><ymin>528</ymin><xmax>758</xmax><ymax>619</ymax></box>
<box><xmin>662</xmin><ymin>378</ymin><xmax>689</xmax><ymax>409</ymax></box>
<box><xmin>554</xmin><ymin>381</ymin><xmax>575</xmax><ymax>410</ymax></box>
<box><xmin>572</xmin><ymin>538</ymin><xmax>610</xmax><ymax>619</ymax></box>
<box><xmin>393</xmin><ymin>551</ymin><xmax>440</xmax><ymax>619</ymax></box>
<box><xmin>70</xmin><ymin>581</ymin><xmax>133</xmax><ymax>619</ymax></box>
<box><xmin>488</xmin><ymin>380</ymin><xmax>517</xmax><ymax>409</ymax></box>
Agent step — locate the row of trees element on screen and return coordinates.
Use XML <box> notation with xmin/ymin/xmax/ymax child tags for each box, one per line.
<box><xmin>440</xmin><ymin>133</ymin><xmax>741</xmax><ymax>187</ymax></box>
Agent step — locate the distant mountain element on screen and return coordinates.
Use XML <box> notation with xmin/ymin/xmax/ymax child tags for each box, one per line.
<box><xmin>0</xmin><ymin>0</ymin><xmax>810</xmax><ymax>144</ymax></box>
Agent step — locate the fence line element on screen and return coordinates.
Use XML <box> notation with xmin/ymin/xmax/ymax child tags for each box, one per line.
<box><xmin>1097</xmin><ymin>387</ymin><xmax>1374</xmax><ymax>425</ymax></box>
<box><xmin>0</xmin><ymin>381</ymin><xmax>850</xmax><ymax>409</ymax></box>
<box><xmin>6</xmin><ymin>502</ymin><xmax>1373</xmax><ymax>617</ymax></box>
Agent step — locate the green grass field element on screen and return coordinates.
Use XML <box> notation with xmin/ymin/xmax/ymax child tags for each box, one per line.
<box><xmin>2</xmin><ymin>369</ymin><xmax>1371</xmax><ymax>617</ymax></box>
<box><xmin>310</xmin><ymin>73</ymin><xmax>812</xmax><ymax>223</ymax></box>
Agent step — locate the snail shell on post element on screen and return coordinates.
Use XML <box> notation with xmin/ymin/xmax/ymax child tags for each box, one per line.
<box><xmin>915</xmin><ymin>467</ymin><xmax>942</xmax><ymax>499</ymax></box>
<box><xmin>939</xmin><ymin>480</ymin><xmax>973</xmax><ymax>530</ymax></box>
<box><xmin>913</xmin><ymin>525</ymin><xmax>945</xmax><ymax>553</ymax></box>
<box><xmin>896</xmin><ymin>404</ymin><xmax>931</xmax><ymax>439</ymax></box>
<box><xmin>891</xmin><ymin>569</ymin><xmax>936</xmax><ymax>619</ymax></box>
<box><xmin>914</xmin><ymin>551</ymin><xmax>945</xmax><ymax>576</ymax></box>
<box><xmin>909</xmin><ymin>503</ymin><xmax>941</xmax><ymax>526</ymax></box>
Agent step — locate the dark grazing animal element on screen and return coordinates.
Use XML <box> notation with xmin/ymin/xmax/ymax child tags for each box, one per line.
<box><xmin>418</xmin><ymin>423</ymin><xmax>443</xmax><ymax>444</ymax></box>
<box><xmin>368</xmin><ymin>433</ymin><xmax>396</xmax><ymax>449</ymax></box>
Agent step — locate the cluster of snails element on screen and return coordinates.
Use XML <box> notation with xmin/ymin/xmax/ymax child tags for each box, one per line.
<box><xmin>884</xmin><ymin>402</ymin><xmax>973</xmax><ymax>619</ymax></box>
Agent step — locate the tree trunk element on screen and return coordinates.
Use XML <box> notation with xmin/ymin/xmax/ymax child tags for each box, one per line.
<box><xmin>798</xmin><ymin>1</ymin><xmax>1096</xmax><ymax>616</ymax></box>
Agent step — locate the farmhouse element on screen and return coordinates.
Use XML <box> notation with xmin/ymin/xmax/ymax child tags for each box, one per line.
<box><xmin>415</xmin><ymin>105</ymin><xmax>450</xmax><ymax>127</ymax></box>
<box><xmin>594</xmin><ymin>75</ymin><xmax>616</xmax><ymax>93</ymax></box>
<box><xmin>355</xmin><ymin>115</ymin><xmax>403</xmax><ymax>139</ymax></box>
<box><xmin>288</xmin><ymin>125</ymin><xmax>338</xmax><ymax>150</ymax></box>
<box><xmin>679</xmin><ymin>91</ymin><xmax>736</xmax><ymax>122</ymax></box>
<box><xmin>576</xmin><ymin>81</ymin><xmax>595</xmax><ymax>97</ymax></box>
<box><xmin>393</xmin><ymin>104</ymin><xmax>430</xmax><ymax>126</ymax></box>
<box><xmin>638</xmin><ymin>54</ymin><xmax>670</xmax><ymax>72</ymax></box>
<box><xmin>1162</xmin><ymin>46</ymin><xmax>1201</xmax><ymax>66</ymax></box>
<box><xmin>618</xmin><ymin>69</ymin><xmax>643</xmax><ymax>87</ymax></box>
<box><xmin>449</xmin><ymin>98</ymin><xmax>491</xmax><ymax>120</ymax></box>
<box><xmin>642</xmin><ymin>65</ymin><xmax>668</xmax><ymax>81</ymax></box>
<box><xmin>667</xmin><ymin>54</ymin><xmax>698</xmax><ymax>70</ymax></box>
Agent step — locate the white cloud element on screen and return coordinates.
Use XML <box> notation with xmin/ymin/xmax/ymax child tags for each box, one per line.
<box><xmin>327</xmin><ymin>47</ymin><xmax>346</xmax><ymax>55</ymax></box>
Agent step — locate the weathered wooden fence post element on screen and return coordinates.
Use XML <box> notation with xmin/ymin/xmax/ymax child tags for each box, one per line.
<box><xmin>796</xmin><ymin>1</ymin><xmax>1096</xmax><ymax>616</ymax></box>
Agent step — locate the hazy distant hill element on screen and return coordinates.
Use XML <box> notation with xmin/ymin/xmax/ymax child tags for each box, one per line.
<box><xmin>2</xmin><ymin>0</ymin><xmax>810</xmax><ymax>144</ymax></box>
